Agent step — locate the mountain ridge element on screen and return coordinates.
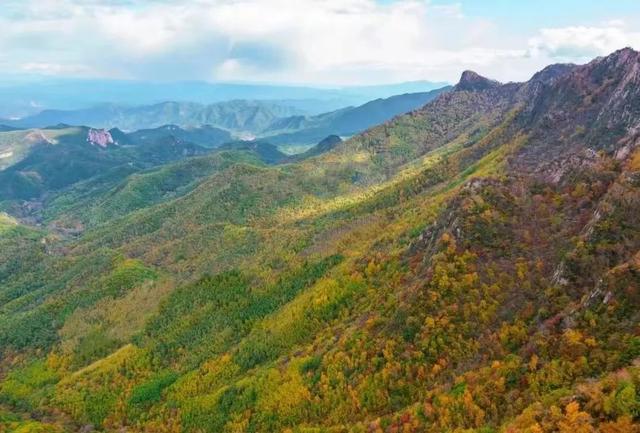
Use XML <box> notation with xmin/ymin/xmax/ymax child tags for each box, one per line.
<box><xmin>4</xmin><ymin>100</ymin><xmax>304</xmax><ymax>134</ymax></box>
<box><xmin>2</xmin><ymin>88</ymin><xmax>451</xmax><ymax>151</ymax></box>
<box><xmin>265</xmin><ymin>87</ymin><xmax>450</xmax><ymax>147</ymax></box>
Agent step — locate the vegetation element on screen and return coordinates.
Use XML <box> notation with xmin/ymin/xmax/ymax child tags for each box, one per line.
<box><xmin>1</xmin><ymin>49</ymin><xmax>640</xmax><ymax>433</ymax></box>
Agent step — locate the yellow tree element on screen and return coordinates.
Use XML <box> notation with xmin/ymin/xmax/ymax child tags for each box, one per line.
<box><xmin>558</xmin><ymin>401</ymin><xmax>594</xmax><ymax>433</ymax></box>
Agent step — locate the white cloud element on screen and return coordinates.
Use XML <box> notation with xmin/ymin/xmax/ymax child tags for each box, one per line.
<box><xmin>20</xmin><ymin>62</ymin><xmax>95</xmax><ymax>75</ymax></box>
<box><xmin>528</xmin><ymin>22</ymin><xmax>640</xmax><ymax>60</ymax></box>
<box><xmin>0</xmin><ymin>0</ymin><xmax>638</xmax><ymax>85</ymax></box>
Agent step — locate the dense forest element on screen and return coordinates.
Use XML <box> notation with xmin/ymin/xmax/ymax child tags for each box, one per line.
<box><xmin>1</xmin><ymin>48</ymin><xmax>640</xmax><ymax>432</ymax></box>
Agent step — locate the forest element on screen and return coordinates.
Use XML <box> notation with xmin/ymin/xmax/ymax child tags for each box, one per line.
<box><xmin>0</xmin><ymin>48</ymin><xmax>640</xmax><ymax>432</ymax></box>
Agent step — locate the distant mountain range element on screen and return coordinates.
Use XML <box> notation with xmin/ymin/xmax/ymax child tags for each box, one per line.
<box><xmin>264</xmin><ymin>87</ymin><xmax>450</xmax><ymax>145</ymax></box>
<box><xmin>127</xmin><ymin>125</ymin><xmax>232</xmax><ymax>148</ymax></box>
<box><xmin>0</xmin><ymin>78</ymin><xmax>448</xmax><ymax>118</ymax></box>
<box><xmin>2</xmin><ymin>87</ymin><xmax>450</xmax><ymax>149</ymax></box>
<box><xmin>3</xmin><ymin>100</ymin><xmax>305</xmax><ymax>135</ymax></box>
<box><xmin>0</xmin><ymin>86</ymin><xmax>450</xmax><ymax>201</ymax></box>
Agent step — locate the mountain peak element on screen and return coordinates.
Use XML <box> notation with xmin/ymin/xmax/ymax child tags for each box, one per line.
<box><xmin>529</xmin><ymin>63</ymin><xmax>576</xmax><ymax>84</ymax></box>
<box><xmin>454</xmin><ymin>70</ymin><xmax>501</xmax><ymax>92</ymax></box>
<box><xmin>607</xmin><ymin>46</ymin><xmax>638</xmax><ymax>60</ymax></box>
<box><xmin>570</xmin><ymin>47</ymin><xmax>637</xmax><ymax>82</ymax></box>
<box><xmin>585</xmin><ymin>46</ymin><xmax>636</xmax><ymax>66</ymax></box>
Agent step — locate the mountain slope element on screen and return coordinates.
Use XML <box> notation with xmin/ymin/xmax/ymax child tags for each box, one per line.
<box><xmin>264</xmin><ymin>87</ymin><xmax>450</xmax><ymax>146</ymax></box>
<box><xmin>0</xmin><ymin>126</ymin><xmax>211</xmax><ymax>203</ymax></box>
<box><xmin>1</xmin><ymin>49</ymin><xmax>640</xmax><ymax>433</ymax></box>
<box><xmin>122</xmin><ymin>124</ymin><xmax>231</xmax><ymax>149</ymax></box>
<box><xmin>42</xmin><ymin>151</ymin><xmax>266</xmax><ymax>229</ymax></box>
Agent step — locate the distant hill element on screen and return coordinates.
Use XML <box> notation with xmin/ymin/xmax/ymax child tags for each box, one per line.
<box><xmin>6</xmin><ymin>100</ymin><xmax>305</xmax><ymax>134</ymax></box>
<box><xmin>127</xmin><ymin>125</ymin><xmax>231</xmax><ymax>148</ymax></box>
<box><xmin>217</xmin><ymin>140</ymin><xmax>288</xmax><ymax>165</ymax></box>
<box><xmin>0</xmin><ymin>125</ymin><xmax>212</xmax><ymax>202</ymax></box>
<box><xmin>0</xmin><ymin>78</ymin><xmax>449</xmax><ymax>118</ymax></box>
<box><xmin>3</xmin><ymin>88</ymin><xmax>450</xmax><ymax>151</ymax></box>
<box><xmin>287</xmin><ymin>134</ymin><xmax>343</xmax><ymax>161</ymax></box>
<box><xmin>264</xmin><ymin>87</ymin><xmax>450</xmax><ymax>146</ymax></box>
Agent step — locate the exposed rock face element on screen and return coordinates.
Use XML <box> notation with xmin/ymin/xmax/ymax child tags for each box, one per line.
<box><xmin>438</xmin><ymin>48</ymin><xmax>640</xmax><ymax>185</ymax></box>
<box><xmin>87</xmin><ymin>128</ymin><xmax>114</xmax><ymax>148</ymax></box>
<box><xmin>513</xmin><ymin>47</ymin><xmax>640</xmax><ymax>181</ymax></box>
<box><xmin>454</xmin><ymin>70</ymin><xmax>501</xmax><ymax>92</ymax></box>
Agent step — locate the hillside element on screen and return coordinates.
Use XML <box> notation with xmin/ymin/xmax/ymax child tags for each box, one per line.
<box><xmin>127</xmin><ymin>125</ymin><xmax>231</xmax><ymax>149</ymax></box>
<box><xmin>0</xmin><ymin>125</ymin><xmax>339</xmax><ymax>225</ymax></box>
<box><xmin>0</xmin><ymin>126</ymin><xmax>214</xmax><ymax>204</ymax></box>
<box><xmin>0</xmin><ymin>48</ymin><xmax>640</xmax><ymax>433</ymax></box>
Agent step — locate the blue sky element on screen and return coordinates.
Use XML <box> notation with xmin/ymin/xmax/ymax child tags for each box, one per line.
<box><xmin>1</xmin><ymin>0</ymin><xmax>639</xmax><ymax>85</ymax></box>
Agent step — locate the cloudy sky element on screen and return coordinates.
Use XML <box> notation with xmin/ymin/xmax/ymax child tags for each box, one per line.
<box><xmin>1</xmin><ymin>0</ymin><xmax>640</xmax><ymax>85</ymax></box>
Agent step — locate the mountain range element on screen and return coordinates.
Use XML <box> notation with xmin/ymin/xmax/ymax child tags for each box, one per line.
<box><xmin>3</xmin><ymin>100</ymin><xmax>304</xmax><ymax>136</ymax></box>
<box><xmin>0</xmin><ymin>78</ymin><xmax>448</xmax><ymax>119</ymax></box>
<box><xmin>263</xmin><ymin>88</ymin><xmax>449</xmax><ymax>146</ymax></box>
<box><xmin>3</xmin><ymin>88</ymin><xmax>449</xmax><ymax>152</ymax></box>
<box><xmin>1</xmin><ymin>48</ymin><xmax>640</xmax><ymax>433</ymax></box>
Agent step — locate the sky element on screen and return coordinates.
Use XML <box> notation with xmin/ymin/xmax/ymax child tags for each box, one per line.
<box><xmin>1</xmin><ymin>0</ymin><xmax>640</xmax><ymax>86</ymax></box>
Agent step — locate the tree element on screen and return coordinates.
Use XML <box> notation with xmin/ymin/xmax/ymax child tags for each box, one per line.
<box><xmin>558</xmin><ymin>401</ymin><xmax>594</xmax><ymax>433</ymax></box>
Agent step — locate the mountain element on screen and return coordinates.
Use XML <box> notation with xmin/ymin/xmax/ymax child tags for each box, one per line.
<box><xmin>6</xmin><ymin>100</ymin><xmax>305</xmax><ymax>134</ymax></box>
<box><xmin>289</xmin><ymin>134</ymin><xmax>343</xmax><ymax>160</ymax></box>
<box><xmin>5</xmin><ymin>88</ymin><xmax>450</xmax><ymax>148</ymax></box>
<box><xmin>258</xmin><ymin>87</ymin><xmax>450</xmax><ymax>147</ymax></box>
<box><xmin>1</xmin><ymin>49</ymin><xmax>640</xmax><ymax>433</ymax></box>
<box><xmin>217</xmin><ymin>140</ymin><xmax>288</xmax><ymax>164</ymax></box>
<box><xmin>127</xmin><ymin>124</ymin><xmax>231</xmax><ymax>148</ymax></box>
<box><xmin>0</xmin><ymin>125</ymin><xmax>215</xmax><ymax>204</ymax></box>
<box><xmin>453</xmin><ymin>70</ymin><xmax>501</xmax><ymax>91</ymax></box>
<box><xmin>0</xmin><ymin>123</ymin><xmax>338</xmax><ymax>218</ymax></box>
<box><xmin>0</xmin><ymin>128</ymin><xmax>60</xmax><ymax>170</ymax></box>
<box><xmin>22</xmin><ymin>133</ymin><xmax>336</xmax><ymax>230</ymax></box>
<box><xmin>0</xmin><ymin>78</ymin><xmax>449</xmax><ymax>119</ymax></box>
<box><xmin>39</xmin><ymin>150</ymin><xmax>266</xmax><ymax>229</ymax></box>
